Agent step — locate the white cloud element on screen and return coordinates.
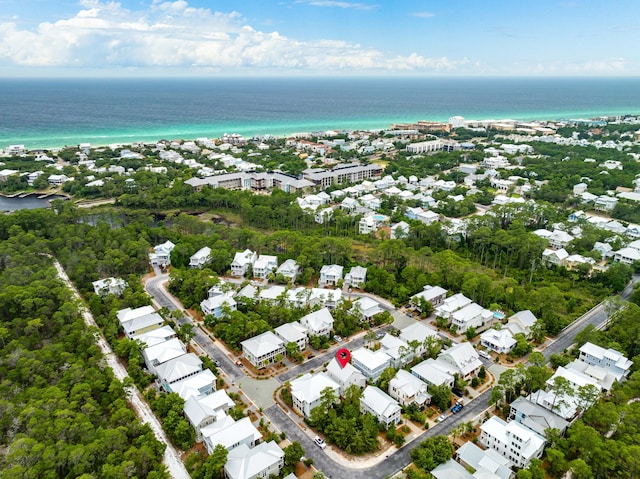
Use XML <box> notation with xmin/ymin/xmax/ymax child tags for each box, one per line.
<box><xmin>0</xmin><ymin>0</ymin><xmax>464</xmax><ymax>74</ymax></box>
<box><xmin>295</xmin><ymin>0</ymin><xmax>378</xmax><ymax>10</ymax></box>
<box><xmin>410</xmin><ymin>12</ymin><xmax>435</xmax><ymax>18</ymax></box>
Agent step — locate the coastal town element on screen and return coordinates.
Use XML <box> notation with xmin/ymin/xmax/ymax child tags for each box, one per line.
<box><xmin>2</xmin><ymin>113</ymin><xmax>640</xmax><ymax>479</ymax></box>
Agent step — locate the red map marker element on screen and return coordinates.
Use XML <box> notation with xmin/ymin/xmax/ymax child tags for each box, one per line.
<box><xmin>336</xmin><ymin>348</ymin><xmax>351</xmax><ymax>368</ymax></box>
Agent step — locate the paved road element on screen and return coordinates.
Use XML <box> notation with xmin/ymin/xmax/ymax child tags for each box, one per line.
<box><xmin>143</xmin><ymin>272</ymin><xmax>638</xmax><ymax>478</ymax></box>
<box><xmin>266</xmin><ymin>389</ymin><xmax>490</xmax><ymax>479</ymax></box>
<box><xmin>542</xmin><ymin>274</ymin><xmax>639</xmax><ymax>361</ymax></box>
<box><xmin>145</xmin><ymin>274</ymin><xmax>244</xmax><ymax>381</ymax></box>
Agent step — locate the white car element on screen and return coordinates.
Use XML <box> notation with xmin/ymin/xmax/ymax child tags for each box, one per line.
<box><xmin>437</xmin><ymin>414</ymin><xmax>448</xmax><ymax>422</ymax></box>
<box><xmin>313</xmin><ymin>436</ymin><xmax>326</xmax><ymax>449</ymax></box>
<box><xmin>478</xmin><ymin>350</ymin><xmax>491</xmax><ymax>360</ymax></box>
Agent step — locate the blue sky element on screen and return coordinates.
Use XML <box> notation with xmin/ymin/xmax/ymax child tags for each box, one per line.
<box><xmin>0</xmin><ymin>0</ymin><xmax>638</xmax><ymax>77</ymax></box>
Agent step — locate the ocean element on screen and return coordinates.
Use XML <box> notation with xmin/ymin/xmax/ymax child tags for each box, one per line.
<box><xmin>1</xmin><ymin>77</ymin><xmax>639</xmax><ymax>150</ymax></box>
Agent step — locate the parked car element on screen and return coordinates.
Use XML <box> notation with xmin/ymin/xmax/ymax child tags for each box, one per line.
<box><xmin>376</xmin><ymin>332</ymin><xmax>385</xmax><ymax>340</ymax></box>
<box><xmin>334</xmin><ymin>335</ymin><xmax>343</xmax><ymax>343</ymax></box>
<box><xmin>314</xmin><ymin>436</ymin><xmax>326</xmax><ymax>449</ymax></box>
<box><xmin>478</xmin><ymin>350</ymin><xmax>491</xmax><ymax>359</ymax></box>
<box><xmin>436</xmin><ymin>414</ymin><xmax>448</xmax><ymax>422</ymax></box>
<box><xmin>452</xmin><ymin>403</ymin><xmax>464</xmax><ymax>414</ymax></box>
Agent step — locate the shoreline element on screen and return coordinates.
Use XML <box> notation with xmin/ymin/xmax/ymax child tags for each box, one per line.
<box><xmin>3</xmin><ymin>110</ymin><xmax>639</xmax><ymax>152</ymax></box>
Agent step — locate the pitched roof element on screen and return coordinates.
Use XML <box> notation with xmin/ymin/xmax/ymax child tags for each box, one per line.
<box><xmin>225</xmin><ymin>441</ymin><xmax>284</xmax><ymax>479</ymax></box>
<box><xmin>240</xmin><ymin>331</ymin><xmax>284</xmax><ymax>357</ymax></box>
<box><xmin>183</xmin><ymin>388</ymin><xmax>234</xmax><ymax>427</ymax></box>
<box><xmin>203</xmin><ymin>416</ymin><xmax>262</xmax><ymax>452</ymax></box>
<box><xmin>155</xmin><ymin>353</ymin><xmax>202</xmax><ymax>384</ymax></box>
<box><xmin>290</xmin><ymin>372</ymin><xmax>340</xmax><ymax>404</ymax></box>
<box><xmin>171</xmin><ymin>369</ymin><xmax>217</xmax><ymax>402</ymax></box>
<box><xmin>362</xmin><ymin>386</ymin><xmax>401</xmax><ymax>418</ymax></box>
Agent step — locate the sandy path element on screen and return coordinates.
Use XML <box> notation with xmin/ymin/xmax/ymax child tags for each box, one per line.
<box><xmin>53</xmin><ymin>260</ymin><xmax>191</xmax><ymax>479</ymax></box>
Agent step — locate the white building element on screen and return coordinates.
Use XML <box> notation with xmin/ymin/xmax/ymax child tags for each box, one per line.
<box><xmin>411</xmin><ymin>285</ymin><xmax>448</xmax><ymax>310</ymax></box>
<box><xmin>438</xmin><ymin>342</ymin><xmax>483</xmax><ymax>380</ymax></box>
<box><xmin>276</xmin><ymin>259</ymin><xmax>299</xmax><ymax>280</ymax></box>
<box><xmin>479</xmin><ymin>416</ymin><xmax>546</xmax><ymax>468</ymax></box>
<box><xmin>184</xmin><ymin>390</ymin><xmax>235</xmax><ymax>441</ymax></box>
<box><xmin>344</xmin><ymin>266</ymin><xmax>367</xmax><ymax>288</ymax></box>
<box><xmin>435</xmin><ymin>293</ymin><xmax>472</xmax><ymax>320</ymax></box>
<box><xmin>253</xmin><ymin>255</ymin><xmax>278</xmax><ymax>279</ymax></box>
<box><xmin>351</xmin><ymin>347</ymin><xmax>392</xmax><ymax>381</ymax></box>
<box><xmin>274</xmin><ymin>321</ymin><xmax>308</xmax><ymax>351</ymax></box>
<box><xmin>290</xmin><ymin>372</ymin><xmax>340</xmax><ymax>418</ymax></box>
<box><xmin>224</xmin><ymin>441</ymin><xmax>284</xmax><ymax>479</ymax></box>
<box><xmin>92</xmin><ymin>277</ymin><xmax>126</xmax><ymax>297</ymax></box>
<box><xmin>230</xmin><ymin>249</ymin><xmax>258</xmax><ymax>277</ymax></box>
<box><xmin>149</xmin><ymin>240</ymin><xmax>175</xmax><ymax>267</ymax></box>
<box><xmin>300</xmin><ymin>308</ymin><xmax>334</xmax><ymax>337</ymax></box>
<box><xmin>156</xmin><ymin>353</ymin><xmax>203</xmax><ymax>391</ymax></box>
<box><xmin>170</xmin><ymin>369</ymin><xmax>217</xmax><ymax>401</ymax></box>
<box><xmin>504</xmin><ymin>310</ymin><xmax>538</xmax><ymax>339</ymax></box>
<box><xmin>480</xmin><ymin>329</ymin><xmax>516</xmax><ymax>354</ymax></box>
<box><xmin>577</xmin><ymin>342</ymin><xmax>632</xmax><ymax>381</ymax></box>
<box><xmin>117</xmin><ymin>305</ymin><xmax>164</xmax><ymax>338</ymax></box>
<box><xmin>399</xmin><ymin>322</ymin><xmax>439</xmax><ymax>356</ymax></box>
<box><xmin>319</xmin><ymin>264</ymin><xmax>344</xmax><ymax>286</ymax></box>
<box><xmin>325</xmin><ymin>357</ymin><xmax>366</xmax><ymax>395</ymax></box>
<box><xmin>241</xmin><ymin>331</ymin><xmax>285</xmax><ymax>369</ymax></box>
<box><xmin>189</xmin><ymin>247</ymin><xmax>212</xmax><ymax>268</ymax></box>
<box><xmin>450</xmin><ymin>302</ymin><xmax>494</xmax><ymax>334</ymax></box>
<box><xmin>389</xmin><ymin>369</ymin><xmax>431</xmax><ymax>408</ymax></box>
<box><xmin>203</xmin><ymin>416</ymin><xmax>262</xmax><ymax>454</ymax></box>
<box><xmin>411</xmin><ymin>358</ymin><xmax>454</xmax><ymax>388</ymax></box>
<box><xmin>142</xmin><ymin>337</ymin><xmax>187</xmax><ymax>374</ymax></box>
<box><xmin>201</xmin><ymin>295</ymin><xmax>237</xmax><ymax>318</ymax></box>
<box><xmin>351</xmin><ymin>296</ymin><xmax>383</xmax><ymax>321</ymax></box>
<box><xmin>360</xmin><ymin>386</ymin><xmax>401</xmax><ymax>427</ymax></box>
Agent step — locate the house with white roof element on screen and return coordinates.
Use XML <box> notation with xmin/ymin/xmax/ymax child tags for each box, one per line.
<box><xmin>230</xmin><ymin>249</ymin><xmax>258</xmax><ymax>277</ymax></box>
<box><xmin>184</xmin><ymin>389</ymin><xmax>235</xmax><ymax>441</ymax></box>
<box><xmin>360</xmin><ymin>386</ymin><xmax>401</xmax><ymax>427</ymax></box>
<box><xmin>344</xmin><ymin>266</ymin><xmax>367</xmax><ymax>288</ymax></box>
<box><xmin>592</xmin><ymin>241</ymin><xmax>613</xmax><ymax>259</ymax></box>
<box><xmin>142</xmin><ymin>337</ymin><xmax>187</xmax><ymax>374</ymax></box>
<box><xmin>389</xmin><ymin>369</ymin><xmax>431</xmax><ymax>408</ymax></box>
<box><xmin>390</xmin><ymin>221</ymin><xmax>410</xmax><ymax>239</ymax></box>
<box><xmin>92</xmin><ymin>277</ymin><xmax>127</xmax><ymax>297</ymax></box>
<box><xmin>253</xmin><ymin>255</ymin><xmax>278</xmax><ymax>279</ymax></box>
<box><xmin>508</xmin><ymin>396</ymin><xmax>569</xmax><ymax>437</ymax></box>
<box><xmin>325</xmin><ymin>358</ymin><xmax>366</xmax><ymax>395</ymax></box>
<box><xmin>203</xmin><ymin>416</ymin><xmax>262</xmax><ymax>454</ymax></box>
<box><xmin>117</xmin><ymin>305</ymin><xmax>164</xmax><ymax>338</ymax></box>
<box><xmin>319</xmin><ymin>264</ymin><xmax>344</xmax><ymax>287</ymax></box>
<box><xmin>201</xmin><ymin>295</ymin><xmax>237</xmax><ymax>318</ymax></box>
<box><xmin>133</xmin><ymin>325</ymin><xmax>177</xmax><ymax>348</ymax></box>
<box><xmin>548</xmin><ymin>230</ymin><xmax>574</xmax><ymax>250</ymax></box>
<box><xmin>149</xmin><ymin>240</ymin><xmax>175</xmax><ymax>267</ymax></box>
<box><xmin>157</xmin><ymin>353</ymin><xmax>203</xmax><ymax>391</ymax></box>
<box><xmin>411</xmin><ymin>285</ymin><xmax>448</xmax><ymax>310</ymax></box>
<box><xmin>505</xmin><ymin>310</ymin><xmax>538</xmax><ymax>338</ymax></box>
<box><xmin>479</xmin><ymin>416</ymin><xmax>546</xmax><ymax>468</ymax></box>
<box><xmin>309</xmin><ymin>288</ymin><xmax>342</xmax><ymax>309</ymax></box>
<box><xmin>480</xmin><ymin>329</ymin><xmax>516</xmax><ymax>354</ymax></box>
<box><xmin>399</xmin><ymin>322</ymin><xmax>439</xmax><ymax>356</ymax></box>
<box><xmin>224</xmin><ymin>441</ymin><xmax>284</xmax><ymax>479</ymax></box>
<box><xmin>450</xmin><ymin>302</ymin><xmax>494</xmax><ymax>334</ymax></box>
<box><xmin>455</xmin><ymin>442</ymin><xmax>515</xmax><ymax>479</ymax></box>
<box><xmin>542</xmin><ymin>247</ymin><xmax>569</xmax><ymax>266</ymax></box>
<box><xmin>411</xmin><ymin>358</ymin><xmax>455</xmax><ymax>387</ymax></box>
<box><xmin>48</xmin><ymin>174</ymin><xmax>70</xmax><ymax>185</ymax></box>
<box><xmin>578</xmin><ymin>342</ymin><xmax>632</xmax><ymax>381</ymax></box>
<box><xmin>241</xmin><ymin>331</ymin><xmax>285</xmax><ymax>369</ymax></box>
<box><xmin>189</xmin><ymin>246</ymin><xmax>212</xmax><ymax>268</ymax></box>
<box><xmin>170</xmin><ymin>369</ymin><xmax>217</xmax><ymax>401</ymax></box>
<box><xmin>275</xmin><ymin>259</ymin><xmax>299</xmax><ymax>280</ymax></box>
<box><xmin>435</xmin><ymin>293</ymin><xmax>472</xmax><ymax>320</ymax></box>
<box><xmin>438</xmin><ymin>342</ymin><xmax>483</xmax><ymax>380</ymax></box>
<box><xmin>351</xmin><ymin>347</ymin><xmax>393</xmax><ymax>381</ymax></box>
<box><xmin>417</xmin><ymin>210</ymin><xmax>440</xmax><ymax>225</ymax></box>
<box><xmin>290</xmin><ymin>372</ymin><xmax>340</xmax><ymax>417</ymax></box>
<box><xmin>613</xmin><ymin>246</ymin><xmax>640</xmax><ymax>265</ymax></box>
<box><xmin>379</xmin><ymin>334</ymin><xmax>412</xmax><ymax>367</ymax></box>
<box><xmin>300</xmin><ymin>308</ymin><xmax>334</xmax><ymax>337</ymax></box>
<box><xmin>274</xmin><ymin>321</ymin><xmax>308</xmax><ymax>351</ymax></box>
<box><xmin>341</xmin><ymin>196</ymin><xmax>360</xmax><ymax>212</ymax></box>
<box><xmin>258</xmin><ymin>285</ymin><xmax>286</xmax><ymax>302</ymax></box>
<box><xmin>351</xmin><ymin>296</ymin><xmax>383</xmax><ymax>321</ymax></box>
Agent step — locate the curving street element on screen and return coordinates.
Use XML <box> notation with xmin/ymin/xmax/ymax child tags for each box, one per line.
<box><xmin>143</xmin><ymin>272</ymin><xmax>639</xmax><ymax>478</ymax></box>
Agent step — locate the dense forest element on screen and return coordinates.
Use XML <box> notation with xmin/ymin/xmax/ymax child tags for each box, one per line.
<box><xmin>0</xmin><ymin>225</ymin><xmax>168</xmax><ymax>478</ymax></box>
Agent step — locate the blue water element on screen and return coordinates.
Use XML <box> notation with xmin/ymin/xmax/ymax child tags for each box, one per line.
<box><xmin>1</xmin><ymin>77</ymin><xmax>639</xmax><ymax>149</ymax></box>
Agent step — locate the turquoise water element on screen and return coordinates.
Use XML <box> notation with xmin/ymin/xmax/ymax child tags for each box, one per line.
<box><xmin>1</xmin><ymin>77</ymin><xmax>639</xmax><ymax>149</ymax></box>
